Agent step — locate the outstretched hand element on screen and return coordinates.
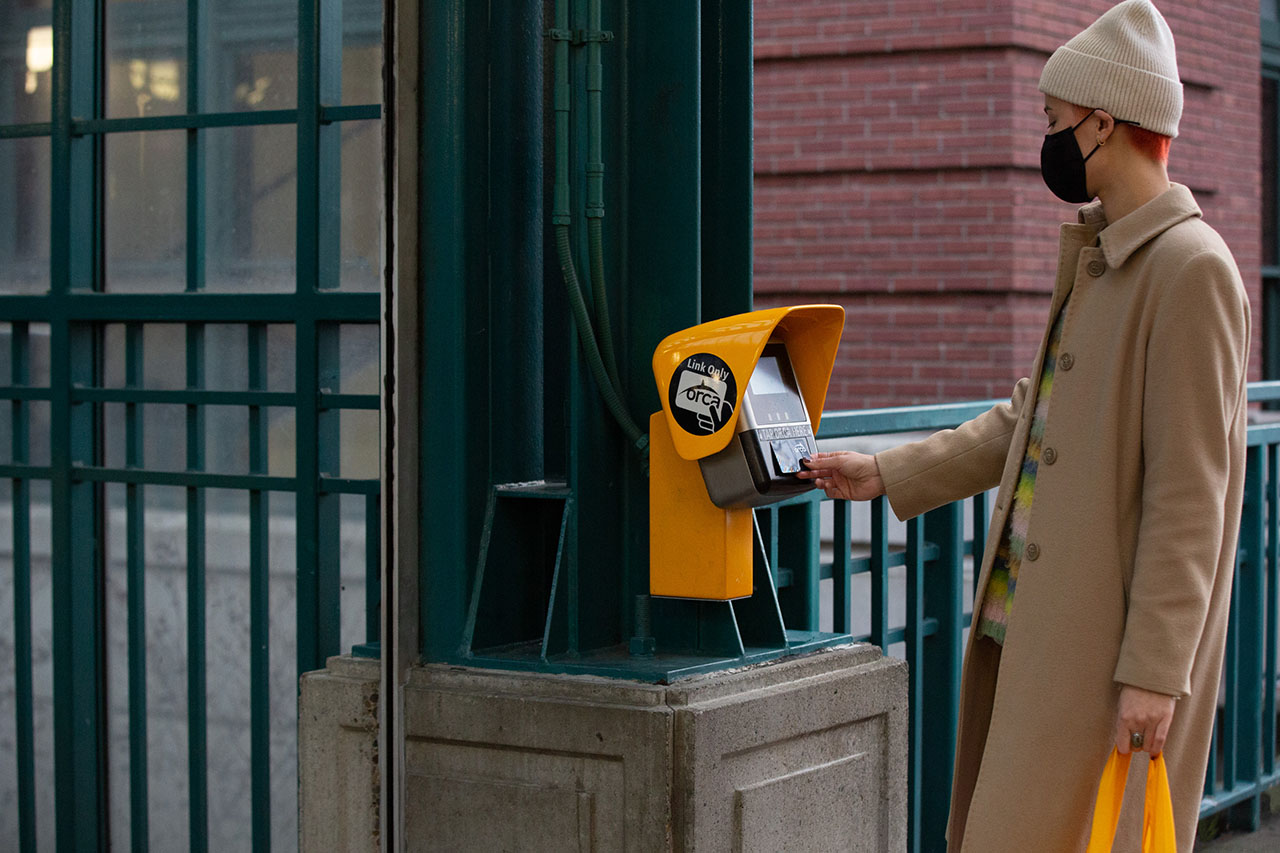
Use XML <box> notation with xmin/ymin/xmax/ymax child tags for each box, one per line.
<box><xmin>797</xmin><ymin>451</ymin><xmax>886</xmax><ymax>502</ymax></box>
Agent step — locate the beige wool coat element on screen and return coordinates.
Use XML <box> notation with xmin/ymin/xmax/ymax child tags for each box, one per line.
<box><xmin>875</xmin><ymin>184</ymin><xmax>1250</xmax><ymax>852</ymax></box>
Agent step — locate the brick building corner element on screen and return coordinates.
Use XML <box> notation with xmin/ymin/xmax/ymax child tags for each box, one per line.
<box><xmin>752</xmin><ymin>0</ymin><xmax>1262</xmax><ymax>409</ymax></box>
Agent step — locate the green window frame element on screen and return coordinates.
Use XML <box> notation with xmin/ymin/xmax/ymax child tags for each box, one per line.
<box><xmin>0</xmin><ymin>0</ymin><xmax>382</xmax><ymax>849</ymax></box>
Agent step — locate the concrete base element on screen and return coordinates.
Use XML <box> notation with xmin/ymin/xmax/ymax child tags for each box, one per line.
<box><xmin>299</xmin><ymin>656</ymin><xmax>382</xmax><ymax>852</ymax></box>
<box><xmin>300</xmin><ymin>645</ymin><xmax>907</xmax><ymax>851</ymax></box>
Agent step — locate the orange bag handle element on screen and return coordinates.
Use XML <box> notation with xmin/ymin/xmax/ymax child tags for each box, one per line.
<box><xmin>1086</xmin><ymin>748</ymin><xmax>1177</xmax><ymax>852</ymax></box>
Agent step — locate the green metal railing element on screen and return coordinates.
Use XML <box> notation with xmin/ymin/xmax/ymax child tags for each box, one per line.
<box><xmin>762</xmin><ymin>384</ymin><xmax>1280</xmax><ymax>851</ymax></box>
<box><xmin>1</xmin><ymin>0</ymin><xmax>381</xmax><ymax>849</ymax></box>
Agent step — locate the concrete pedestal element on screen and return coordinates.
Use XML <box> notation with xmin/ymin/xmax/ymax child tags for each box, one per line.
<box><xmin>300</xmin><ymin>644</ymin><xmax>908</xmax><ymax>851</ymax></box>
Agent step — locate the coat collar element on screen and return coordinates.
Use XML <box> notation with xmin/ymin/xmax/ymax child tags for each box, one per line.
<box><xmin>1076</xmin><ymin>183</ymin><xmax>1202</xmax><ymax>269</ymax></box>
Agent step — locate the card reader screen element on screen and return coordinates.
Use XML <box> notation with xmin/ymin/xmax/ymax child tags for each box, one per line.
<box><xmin>746</xmin><ymin>349</ymin><xmax>806</xmax><ymax>425</ymax></box>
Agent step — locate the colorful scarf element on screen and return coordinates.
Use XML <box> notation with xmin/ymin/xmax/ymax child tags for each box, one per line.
<box><xmin>977</xmin><ymin>299</ymin><xmax>1069</xmax><ymax>644</ymax></box>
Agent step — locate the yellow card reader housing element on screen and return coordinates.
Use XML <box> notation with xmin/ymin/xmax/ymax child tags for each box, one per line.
<box><xmin>649</xmin><ymin>304</ymin><xmax>845</xmax><ymax>600</ymax></box>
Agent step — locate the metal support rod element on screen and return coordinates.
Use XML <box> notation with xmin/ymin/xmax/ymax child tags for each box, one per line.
<box><xmin>552</xmin><ymin>0</ymin><xmax>571</xmax><ymax>227</ymax></box>
<box><xmin>585</xmin><ymin>0</ymin><xmax>620</xmax><ymax>389</ymax></box>
<box><xmin>11</xmin><ymin>323</ymin><xmax>36</xmax><ymax>852</ymax></box>
<box><xmin>185</xmin><ymin>322</ymin><xmax>209</xmax><ymax>853</ymax></box>
<box><xmin>125</xmin><ymin>322</ymin><xmax>149</xmax><ymax>851</ymax></box>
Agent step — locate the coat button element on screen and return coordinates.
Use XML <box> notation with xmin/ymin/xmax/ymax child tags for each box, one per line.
<box><xmin>1058</xmin><ymin>352</ymin><xmax>1075</xmax><ymax>371</ymax></box>
<box><xmin>1087</xmin><ymin>259</ymin><xmax>1106</xmax><ymax>277</ymax></box>
<box><xmin>1025</xmin><ymin>542</ymin><xmax>1041</xmax><ymax>561</ymax></box>
<box><xmin>1042</xmin><ymin>447</ymin><xmax>1057</xmax><ymax>465</ymax></box>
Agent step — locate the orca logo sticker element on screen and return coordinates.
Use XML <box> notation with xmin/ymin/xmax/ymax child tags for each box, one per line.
<box><xmin>669</xmin><ymin>353</ymin><xmax>737</xmax><ymax>435</ymax></box>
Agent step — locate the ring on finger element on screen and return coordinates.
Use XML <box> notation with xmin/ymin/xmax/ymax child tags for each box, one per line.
<box><xmin>1130</xmin><ymin>731</ymin><xmax>1144</xmax><ymax>750</ymax></box>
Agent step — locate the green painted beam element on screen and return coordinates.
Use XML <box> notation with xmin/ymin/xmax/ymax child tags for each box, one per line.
<box><xmin>185</xmin><ymin>322</ymin><xmax>209</xmax><ymax>853</ymax></box>
<box><xmin>11</xmin><ymin>323</ymin><xmax>37</xmax><ymax>852</ymax></box>
<box><xmin>49</xmin><ymin>0</ymin><xmax>109</xmax><ymax>846</ymax></box>
<box><xmin>125</xmin><ymin>323</ymin><xmax>150</xmax><ymax>850</ymax></box>
<box><xmin>0</xmin><ymin>291</ymin><xmax>379</xmax><ymax>322</ymax></box>
<box><xmin>419</xmin><ymin>0</ymin><xmax>487</xmax><ymax>661</ymax></box>
<box><xmin>699</xmin><ymin>0</ymin><xmax>754</xmax><ymax>320</ymax></box>
<box><xmin>0</xmin><ymin>122</ymin><xmax>54</xmax><ymax>139</ymax></box>
<box><xmin>247</xmin><ymin>321</ymin><xmax>272</xmax><ymax>852</ymax></box>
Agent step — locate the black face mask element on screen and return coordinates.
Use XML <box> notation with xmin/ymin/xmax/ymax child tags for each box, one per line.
<box><xmin>1040</xmin><ymin>109</ymin><xmax>1100</xmax><ymax>203</ymax></box>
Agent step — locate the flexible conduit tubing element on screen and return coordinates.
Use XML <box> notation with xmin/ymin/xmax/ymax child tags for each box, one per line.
<box><xmin>552</xmin><ymin>0</ymin><xmax>648</xmax><ymax>459</ymax></box>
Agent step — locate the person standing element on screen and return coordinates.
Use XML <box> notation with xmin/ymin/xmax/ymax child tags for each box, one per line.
<box><xmin>799</xmin><ymin>1</ymin><xmax>1250</xmax><ymax>849</ymax></box>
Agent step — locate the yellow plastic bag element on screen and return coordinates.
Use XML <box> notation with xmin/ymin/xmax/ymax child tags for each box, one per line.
<box><xmin>1086</xmin><ymin>748</ymin><xmax>1177</xmax><ymax>852</ymax></box>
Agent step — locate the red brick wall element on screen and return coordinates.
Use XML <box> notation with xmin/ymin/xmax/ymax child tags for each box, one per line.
<box><xmin>753</xmin><ymin>0</ymin><xmax>1262</xmax><ymax>409</ymax></box>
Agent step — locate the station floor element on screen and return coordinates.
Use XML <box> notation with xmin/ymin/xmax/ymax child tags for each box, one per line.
<box><xmin>1196</xmin><ymin>794</ymin><xmax>1280</xmax><ymax>852</ymax></box>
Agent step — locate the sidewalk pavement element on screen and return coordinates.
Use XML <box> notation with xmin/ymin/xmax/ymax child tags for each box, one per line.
<box><xmin>1195</xmin><ymin>800</ymin><xmax>1280</xmax><ymax>852</ymax></box>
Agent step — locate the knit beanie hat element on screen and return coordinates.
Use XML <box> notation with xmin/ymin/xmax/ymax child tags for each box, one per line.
<box><xmin>1038</xmin><ymin>0</ymin><xmax>1182</xmax><ymax>137</ymax></box>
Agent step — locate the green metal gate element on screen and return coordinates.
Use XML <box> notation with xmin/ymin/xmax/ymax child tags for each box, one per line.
<box><xmin>1</xmin><ymin>0</ymin><xmax>382</xmax><ymax>848</ymax></box>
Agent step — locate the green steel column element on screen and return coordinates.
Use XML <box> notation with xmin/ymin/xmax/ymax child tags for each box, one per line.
<box><xmin>248</xmin><ymin>323</ymin><xmax>272</xmax><ymax>851</ymax></box>
<box><xmin>921</xmin><ymin>503</ymin><xmax>965</xmax><ymax>852</ymax></box>
<box><xmin>489</xmin><ymin>0</ymin><xmax>544</xmax><ymax>485</ymax></box>
<box><xmin>1265</xmin><ymin>447</ymin><xmax>1279</xmax><ymax>780</ymax></box>
<box><xmin>869</xmin><ymin>496</ymin><xmax>891</xmax><ymax>651</ymax></box>
<box><xmin>185</xmin><ymin>323</ymin><xmax>208</xmax><ymax>852</ymax></box>
<box><xmin>50</xmin><ymin>0</ymin><xmax>108</xmax><ymax>846</ymax></box>
<box><xmin>904</xmin><ymin>517</ymin><xmax>925</xmax><ymax>853</ymax></box>
<box><xmin>296</xmin><ymin>0</ymin><xmax>322</xmax><ymax>674</ymax></box>
<box><xmin>420</xmin><ymin>0</ymin><xmax>491</xmax><ymax>660</ymax></box>
<box><xmin>1231</xmin><ymin>446</ymin><xmax>1265</xmax><ymax>830</ymax></box>
<box><xmin>831</xmin><ymin>500</ymin><xmax>853</xmax><ymax>632</ymax></box>
<box><xmin>618</xmin><ymin>0</ymin><xmax>705</xmax><ymax>647</ymax></box>
<box><xmin>297</xmin><ymin>0</ymin><xmax>345</xmax><ymax>674</ymax></box>
<box><xmin>11</xmin><ymin>323</ymin><xmax>36</xmax><ymax>851</ymax></box>
<box><xmin>184</xmin><ymin>4</ymin><xmax>209</xmax><ymax>844</ymax></box>
<box><xmin>417</xmin><ymin>1</ymin><xmax>760</xmax><ymax>670</ymax></box>
<box><xmin>125</xmin><ymin>323</ymin><xmax>149</xmax><ymax>850</ymax></box>
<box><xmin>699</xmin><ymin>0</ymin><xmax>754</xmax><ymax>320</ymax></box>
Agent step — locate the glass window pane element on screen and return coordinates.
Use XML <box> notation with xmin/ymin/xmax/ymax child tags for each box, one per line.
<box><xmin>138</xmin><ymin>484</ymin><xmax>190</xmax><ymax>843</ymax></box>
<box><xmin>1265</xmin><ymin>77</ymin><xmax>1277</xmax><ymax>269</ymax></box>
<box><xmin>204</xmin><ymin>324</ymin><xmax>248</xmax><ymax>391</ymax></box>
<box><xmin>203</xmin><ymin>490</ymin><xmax>253</xmax><ymax>850</ymax></box>
<box><xmin>341</xmin><ymin>120</ymin><xmax>380</xmax><ymax>292</ymax></box>
<box><xmin>0</xmin><ymin>321</ymin><xmax>10</xmax><ymax>387</ymax></box>
<box><xmin>266</xmin><ymin>325</ymin><xmax>296</xmax><ymax>392</ymax></box>
<box><xmin>27</xmin><ymin>322</ymin><xmax>49</xmax><ymax>388</ymax></box>
<box><xmin>106</xmin><ymin>0</ymin><xmax>187</xmax><ymax>119</ymax></box>
<box><xmin>106</xmin><ymin>131</ymin><xmax>187</xmax><ymax>292</ymax></box>
<box><xmin>343</xmin><ymin>0</ymin><xmax>382</xmax><ymax>105</ymax></box>
<box><xmin>338</xmin><ymin>324</ymin><xmax>379</xmax><ymax>395</ymax></box>
<box><xmin>338</xmin><ymin>409</ymin><xmax>378</xmax><ymax>479</ymax></box>
<box><xmin>143</xmin><ymin>404</ymin><xmax>186</xmax><ymax>470</ymax></box>
<box><xmin>0</xmin><ymin>8</ymin><xmax>54</xmax><ymax>125</ymax></box>
<box><xmin>28</xmin><ymin>478</ymin><xmax>56</xmax><ymax>850</ymax></box>
<box><xmin>1266</xmin><ymin>0</ymin><xmax>1280</xmax><ymax>24</ymax></box>
<box><xmin>27</xmin><ymin>400</ymin><xmax>49</xmax><ymax>466</ymax></box>
<box><xmin>205</xmin><ymin>406</ymin><xmax>248</xmax><ymax>475</ymax></box>
<box><xmin>268</xmin><ymin>407</ymin><xmax>296</xmax><ymax>477</ymax></box>
<box><xmin>145</xmin><ymin>324</ymin><xmax>186</xmax><ymax>391</ymax></box>
<box><xmin>206</xmin><ymin>125</ymin><xmax>297</xmax><ymax>292</ymax></box>
<box><xmin>0</xmin><ymin>388</ymin><xmax>10</xmax><ymax>466</ymax></box>
<box><xmin>212</xmin><ymin>1</ymin><xmax>298</xmax><ymax>113</ymax></box>
<box><xmin>0</xmin><ymin>137</ymin><xmax>51</xmax><ymax>295</ymax></box>
<box><xmin>339</xmin><ymin>493</ymin><xmax>370</xmax><ymax>651</ymax></box>
<box><xmin>268</xmin><ymin>490</ymin><xmax>298</xmax><ymax>849</ymax></box>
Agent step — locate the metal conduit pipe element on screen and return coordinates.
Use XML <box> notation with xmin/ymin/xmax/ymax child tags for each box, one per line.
<box><xmin>551</xmin><ymin>0</ymin><xmax>648</xmax><ymax>462</ymax></box>
<box><xmin>585</xmin><ymin>0</ymin><xmax>621</xmax><ymax>390</ymax></box>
